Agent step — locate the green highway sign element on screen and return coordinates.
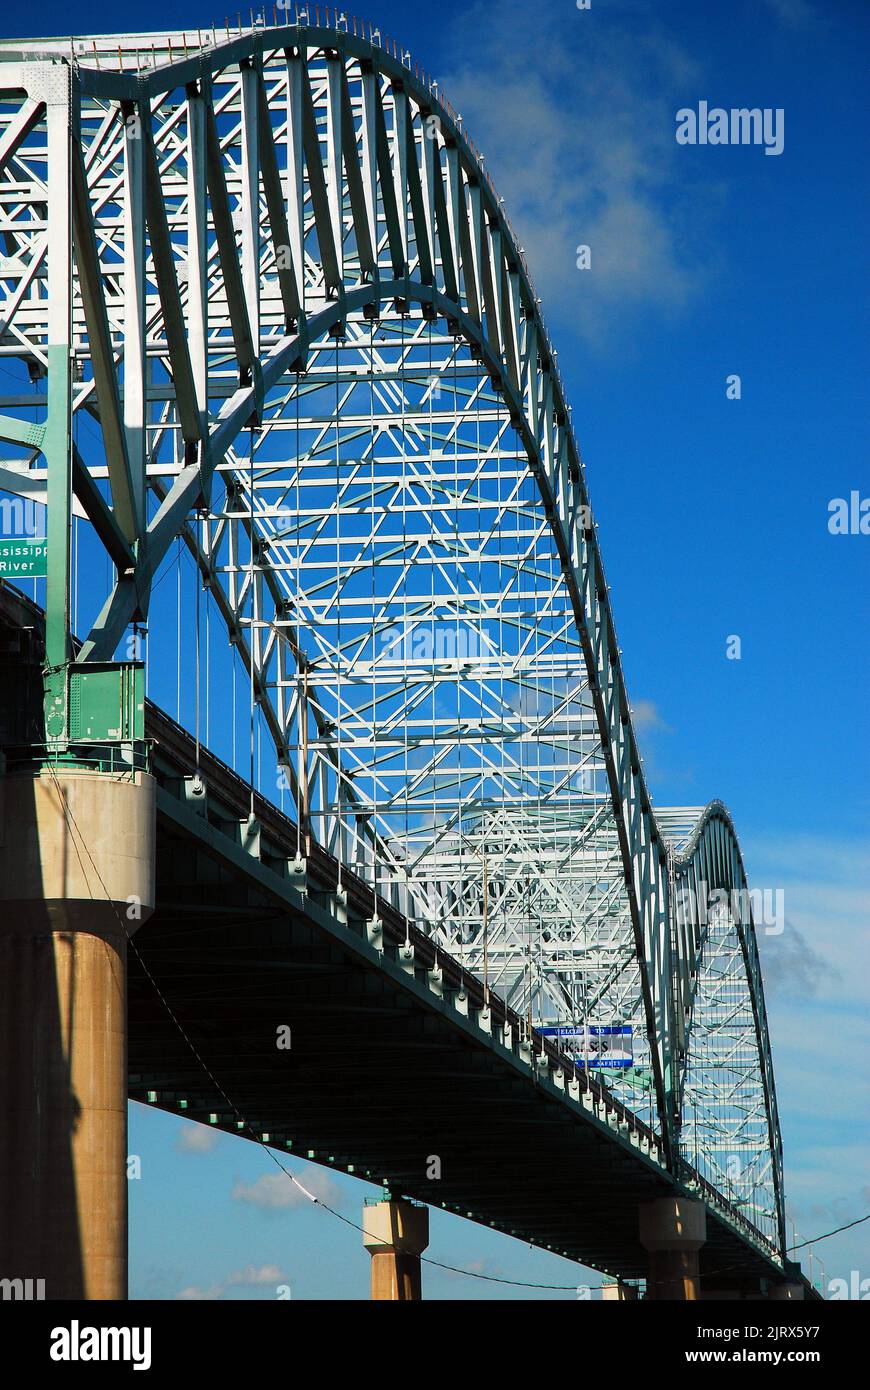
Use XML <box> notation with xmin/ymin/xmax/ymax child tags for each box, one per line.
<box><xmin>0</xmin><ymin>537</ymin><xmax>47</xmax><ymax>577</ymax></box>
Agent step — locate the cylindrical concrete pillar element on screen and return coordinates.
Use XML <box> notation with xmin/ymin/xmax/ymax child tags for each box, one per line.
<box><xmin>0</xmin><ymin>770</ymin><xmax>155</xmax><ymax>1300</ymax></box>
<box><xmin>601</xmin><ymin>1280</ymin><xmax>639</xmax><ymax>1301</ymax></box>
<box><xmin>362</xmin><ymin>1198</ymin><xmax>429</xmax><ymax>1300</ymax></box>
<box><xmin>639</xmin><ymin>1196</ymin><xmax>706</xmax><ymax>1301</ymax></box>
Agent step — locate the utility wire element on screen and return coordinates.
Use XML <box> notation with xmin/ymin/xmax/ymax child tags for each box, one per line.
<box><xmin>789</xmin><ymin>1213</ymin><xmax>870</xmax><ymax>1251</ymax></box>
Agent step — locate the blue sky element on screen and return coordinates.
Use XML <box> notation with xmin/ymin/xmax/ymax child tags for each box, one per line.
<box><xmin>2</xmin><ymin>0</ymin><xmax>867</xmax><ymax>1298</ymax></box>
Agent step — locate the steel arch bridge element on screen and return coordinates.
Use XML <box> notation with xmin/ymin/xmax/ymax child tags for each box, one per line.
<box><xmin>0</xmin><ymin>16</ymin><xmax>785</xmax><ymax>1260</ymax></box>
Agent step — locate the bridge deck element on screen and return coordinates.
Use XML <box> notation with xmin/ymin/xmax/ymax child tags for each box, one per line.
<box><xmin>0</xmin><ymin>580</ymin><xmax>790</xmax><ymax>1290</ymax></box>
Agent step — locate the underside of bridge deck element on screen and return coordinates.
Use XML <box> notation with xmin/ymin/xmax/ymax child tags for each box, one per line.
<box><xmin>126</xmin><ymin>719</ymin><xmax>784</xmax><ymax>1293</ymax></box>
<box><xmin>0</xmin><ymin>579</ymin><xmax>794</xmax><ymax>1295</ymax></box>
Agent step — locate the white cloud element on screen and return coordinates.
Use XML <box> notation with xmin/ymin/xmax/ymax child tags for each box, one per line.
<box><xmin>758</xmin><ymin>920</ymin><xmax>837</xmax><ymax>998</ymax></box>
<box><xmin>176</xmin><ymin>1284</ymin><xmax>223</xmax><ymax>1301</ymax></box>
<box><xmin>175</xmin><ymin>1123</ymin><xmax>221</xmax><ymax>1154</ymax></box>
<box><xmin>225</xmin><ymin>1264</ymin><xmax>287</xmax><ymax>1288</ymax></box>
<box><xmin>772</xmin><ymin>1008</ymin><xmax>870</xmax><ymax>1128</ymax></box>
<box><xmin>175</xmin><ymin>1264</ymin><xmax>288</xmax><ymax>1300</ymax></box>
<box><xmin>434</xmin><ymin>1255</ymin><xmax>507</xmax><ymax>1284</ymax></box>
<box><xmin>749</xmin><ymin>833</ymin><xmax>870</xmax><ymax>1006</ymax></box>
<box><xmin>740</xmin><ymin>830</ymin><xmax>870</xmax><ymax>1281</ymax></box>
<box><xmin>631</xmin><ymin>698</ymin><xmax>671</xmax><ymax>732</ymax></box>
<box><xmin>439</xmin><ymin>0</ymin><xmax>709</xmax><ymax>346</ymax></box>
<box><xmin>231</xmin><ymin>1167</ymin><xmax>339</xmax><ymax>1210</ymax></box>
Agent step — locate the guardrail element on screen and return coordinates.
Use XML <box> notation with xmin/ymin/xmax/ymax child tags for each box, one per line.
<box><xmin>2</xmin><ymin>738</ymin><xmax>152</xmax><ymax>777</ymax></box>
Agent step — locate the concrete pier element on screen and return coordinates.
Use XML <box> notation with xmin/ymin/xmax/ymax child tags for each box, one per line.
<box><xmin>362</xmin><ymin>1198</ymin><xmax>429</xmax><ymax>1300</ymax></box>
<box><xmin>0</xmin><ymin>770</ymin><xmax>155</xmax><ymax>1300</ymax></box>
<box><xmin>601</xmin><ymin>1280</ymin><xmax>639</xmax><ymax>1301</ymax></box>
<box><xmin>639</xmin><ymin>1196</ymin><xmax>706</xmax><ymax>1301</ymax></box>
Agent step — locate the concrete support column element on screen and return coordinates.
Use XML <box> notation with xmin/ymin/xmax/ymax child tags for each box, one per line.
<box><xmin>362</xmin><ymin>1198</ymin><xmax>429</xmax><ymax>1300</ymax></box>
<box><xmin>0</xmin><ymin>771</ymin><xmax>155</xmax><ymax>1300</ymax></box>
<box><xmin>601</xmin><ymin>1280</ymin><xmax>639</xmax><ymax>1301</ymax></box>
<box><xmin>639</xmin><ymin>1197</ymin><xmax>706</xmax><ymax>1301</ymax></box>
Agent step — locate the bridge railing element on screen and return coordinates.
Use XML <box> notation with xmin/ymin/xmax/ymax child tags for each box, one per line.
<box><xmin>1</xmin><ymin>739</ymin><xmax>152</xmax><ymax>778</ymax></box>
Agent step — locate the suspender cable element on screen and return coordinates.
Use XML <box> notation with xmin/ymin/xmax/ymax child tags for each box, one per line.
<box><xmin>248</xmin><ymin>423</ymin><xmax>256</xmax><ymax>816</ymax></box>
<box><xmin>176</xmin><ymin>538</ymin><xmax>182</xmax><ymax>722</ymax></box>
<box><xmin>400</xmin><ymin>317</ymin><xmax>409</xmax><ymax>941</ymax></box>
<box><xmin>453</xmin><ymin>319</ymin><xmax>462</xmax><ymax>952</ymax></box>
<box><xmin>335</xmin><ymin>336</ymin><xmax>343</xmax><ymax>876</ymax></box>
<box><xmin>370</xmin><ymin>319</ymin><xmax>377</xmax><ymax>898</ymax></box>
<box><xmin>205</xmin><ymin>567</ymin><xmax>210</xmax><ymax>749</ymax></box>
<box><xmin>497</xmin><ymin>378</ymin><xmax>507</xmax><ymax>1003</ymax></box>
<box><xmin>195</xmin><ymin>512</ymin><xmax>202</xmax><ymax>772</ymax></box>
<box><xmin>428</xmin><ymin>317</ymin><xmax>436</xmax><ymax>938</ymax></box>
<box><xmin>295</xmin><ymin>364</ymin><xmax>303</xmax><ymax>854</ymax></box>
<box><xmin>295</xmin><ymin>71</ymin><xmax>307</xmax><ymax>851</ymax></box>
<box><xmin>475</xmin><ymin>352</ymin><xmax>483</xmax><ymax>980</ymax></box>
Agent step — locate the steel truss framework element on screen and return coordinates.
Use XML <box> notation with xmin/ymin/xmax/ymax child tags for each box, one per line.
<box><xmin>0</xmin><ymin>17</ymin><xmax>784</xmax><ymax>1254</ymax></box>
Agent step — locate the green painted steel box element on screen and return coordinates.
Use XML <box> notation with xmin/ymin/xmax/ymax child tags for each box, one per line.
<box><xmin>67</xmin><ymin>661</ymin><xmax>145</xmax><ymax>742</ymax></box>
